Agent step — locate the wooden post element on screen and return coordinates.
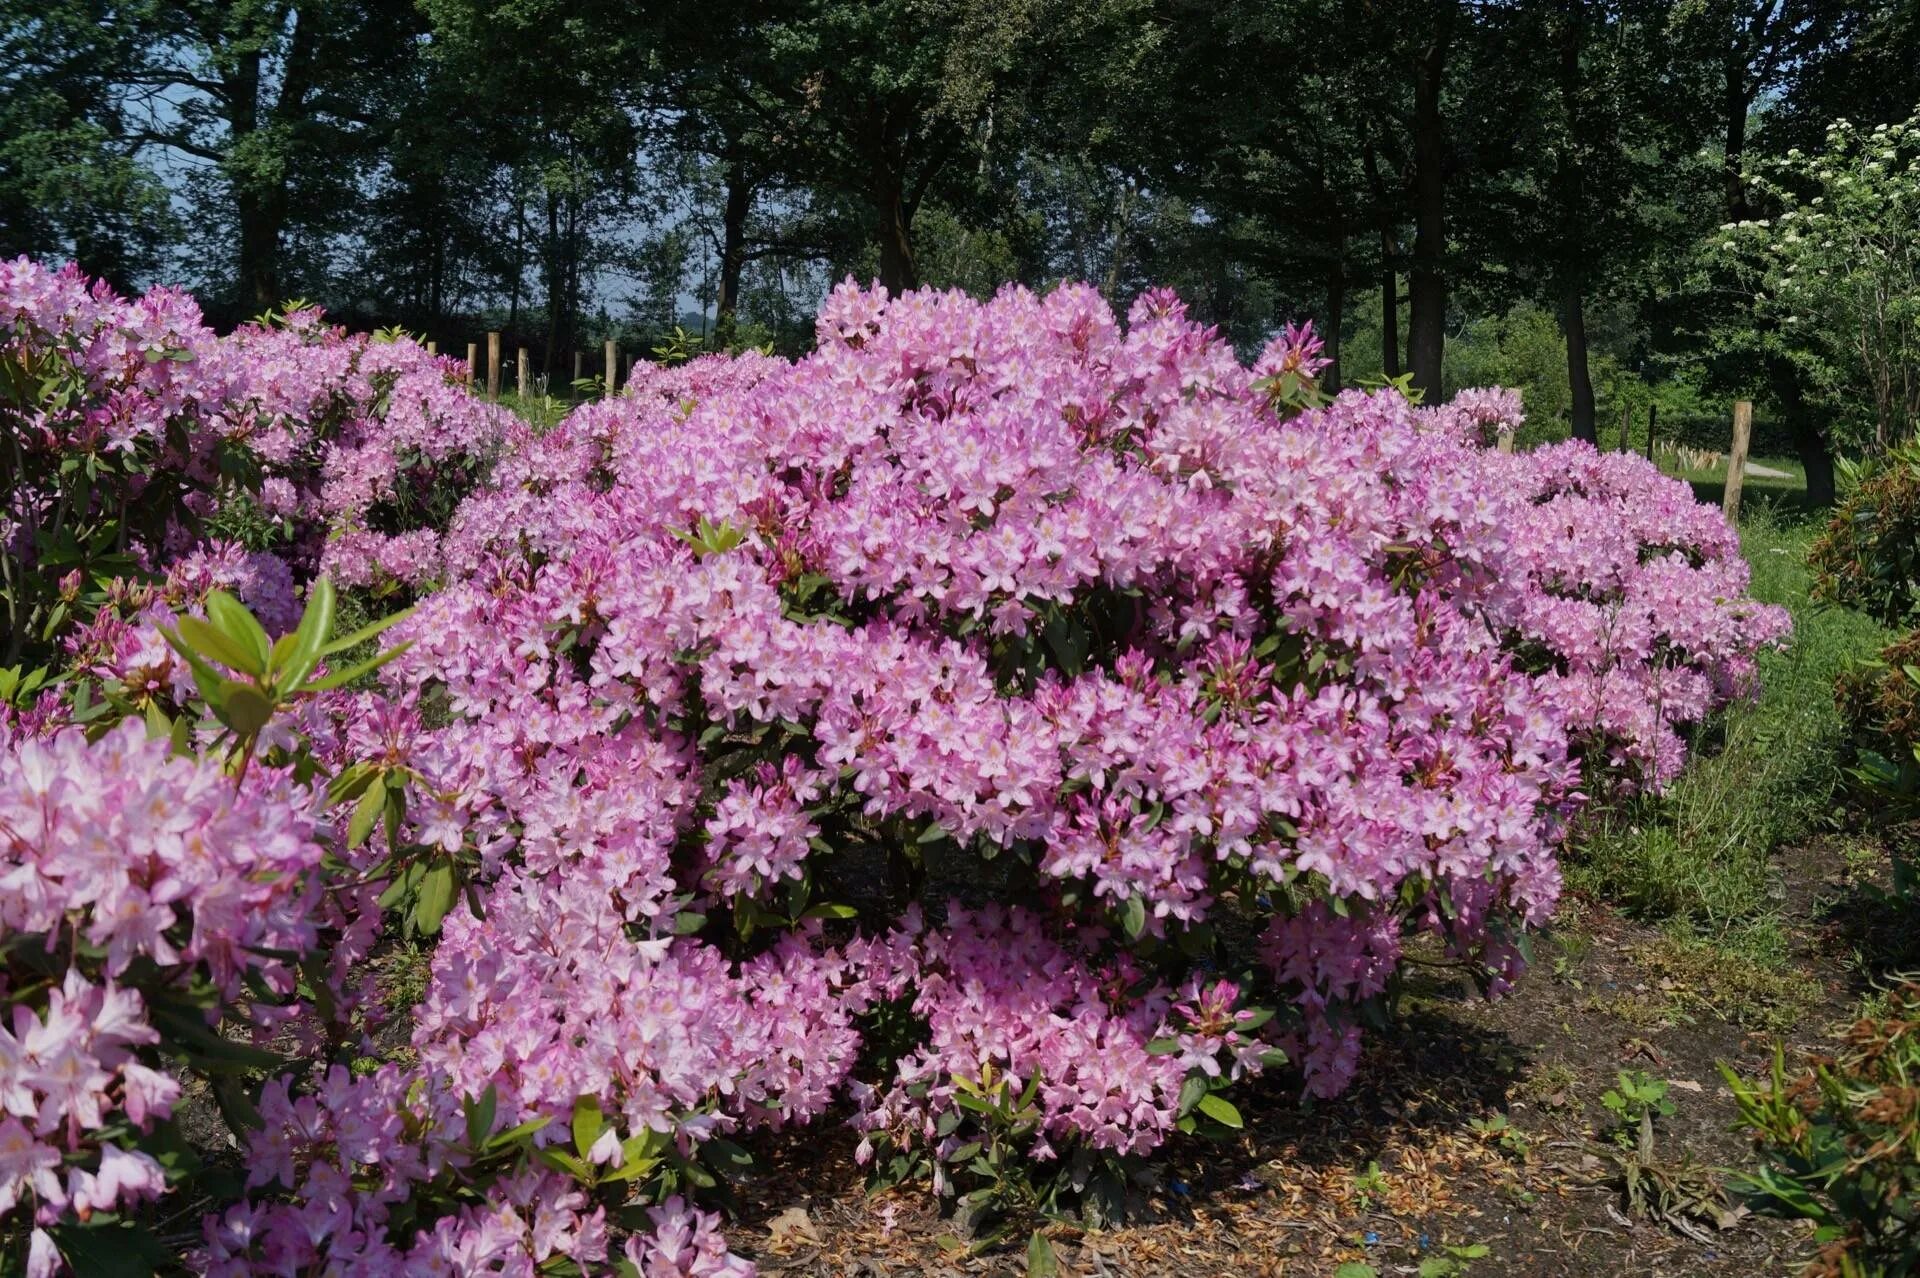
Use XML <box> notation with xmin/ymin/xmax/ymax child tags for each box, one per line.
<box><xmin>1645</xmin><ymin>403</ymin><xmax>1657</xmax><ymax>461</ymax></box>
<box><xmin>604</xmin><ymin>340</ymin><xmax>618</xmax><ymax>397</ymax></box>
<box><xmin>1723</xmin><ymin>400</ymin><xmax>1753</xmax><ymax>521</ymax></box>
<box><xmin>517</xmin><ymin>347</ymin><xmax>529</xmax><ymax>398</ymax></box>
<box><xmin>573</xmin><ymin>351</ymin><xmax>583</xmax><ymax>386</ymax></box>
<box><xmin>1496</xmin><ymin>429</ymin><xmax>1514</xmax><ymax>454</ymax></box>
<box><xmin>466</xmin><ymin>342</ymin><xmax>478</xmax><ymax>384</ymax></box>
<box><xmin>486</xmin><ymin>332</ymin><xmax>501</xmax><ymax>400</ymax></box>
<box><xmin>425</xmin><ymin>340</ymin><xmax>437</xmax><ymax>356</ymax></box>
<box><xmin>1618</xmin><ymin>403</ymin><xmax>1631</xmax><ymax>452</ymax></box>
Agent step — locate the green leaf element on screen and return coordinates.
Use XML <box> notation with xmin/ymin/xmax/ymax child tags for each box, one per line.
<box><xmin>572</xmin><ymin>1095</ymin><xmax>605</xmax><ymax>1159</ymax></box>
<box><xmin>413</xmin><ymin>862</ymin><xmax>457</xmax><ymax>935</ymax></box>
<box><xmin>348</xmin><ymin>776</ymin><xmax>387</xmax><ymax>849</ymax></box>
<box><xmin>1196</xmin><ymin>1093</ymin><xmax>1243</xmax><ymax>1129</ymax></box>
<box><xmin>321</xmin><ymin>604</ymin><xmax>414</xmax><ymax>655</ymax></box>
<box><xmin>1026</xmin><ymin>1231</ymin><xmax>1060</xmax><ymax>1278</ymax></box>
<box><xmin>205</xmin><ymin>590</ymin><xmax>272</xmax><ymax>673</ymax></box>
<box><xmin>302</xmin><ymin>641</ymin><xmax>411</xmax><ymax>692</ymax></box>
<box><xmin>174</xmin><ymin>614</ymin><xmax>263</xmax><ymax>677</ymax></box>
<box><xmin>800</xmin><ymin>902</ymin><xmax>860</xmax><ymax>921</ymax></box>
<box><xmin>219</xmin><ymin>684</ymin><xmax>274</xmax><ymax>738</ymax></box>
<box><xmin>1333</xmin><ymin>1265</ymin><xmax>1378</xmax><ymax>1278</ymax></box>
<box><xmin>1176</xmin><ymin>1073</ymin><xmax>1208</xmax><ymax>1118</ymax></box>
<box><xmin>1121</xmin><ymin>894</ymin><xmax>1147</xmax><ymax>940</ymax></box>
<box><xmin>465</xmin><ymin>1086</ymin><xmax>498</xmax><ymax>1147</ymax></box>
<box><xmin>50</xmin><ymin>1220</ymin><xmax>169</xmax><ymax>1278</ymax></box>
<box><xmin>280</xmin><ymin>577</ymin><xmax>336</xmax><ymax>688</ymax></box>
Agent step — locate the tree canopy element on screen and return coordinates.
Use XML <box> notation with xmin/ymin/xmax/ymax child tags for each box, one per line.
<box><xmin>3</xmin><ymin>0</ymin><xmax>1913</xmax><ymax>491</ymax></box>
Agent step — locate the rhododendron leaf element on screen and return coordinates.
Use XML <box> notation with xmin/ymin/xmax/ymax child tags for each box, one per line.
<box><xmin>280</xmin><ymin>577</ymin><xmax>336</xmax><ymax>688</ymax></box>
<box><xmin>319</xmin><ymin>606</ymin><xmax>414</xmax><ymax>656</ymax></box>
<box><xmin>571</xmin><ymin>1096</ymin><xmax>604</xmax><ymax>1158</ymax></box>
<box><xmin>48</xmin><ymin>1220</ymin><xmax>168</xmax><ymax>1278</ymax></box>
<box><xmin>1177</xmin><ymin>1074</ymin><xmax>1208</xmax><ymax>1118</ymax></box>
<box><xmin>1237</xmin><ymin>1007</ymin><xmax>1275</xmax><ymax>1032</ymax></box>
<box><xmin>599</xmin><ymin>1154</ymin><xmax>662</xmax><ymax>1185</ymax></box>
<box><xmin>1196</xmin><ymin>1094</ymin><xmax>1243</xmax><ymax>1129</ymax></box>
<box><xmin>205</xmin><ymin>590</ymin><xmax>272</xmax><ymax>674</ymax></box>
<box><xmin>347</xmin><ymin>777</ymin><xmax>387</xmax><ymax>849</ymax></box>
<box><xmin>378</xmin><ymin>860</ymin><xmax>425</xmax><ymax>910</ymax></box>
<box><xmin>174</xmin><ymin>614</ymin><xmax>261</xmax><ymax>678</ymax></box>
<box><xmin>303</xmin><ymin>642</ymin><xmax>411</xmax><ymax>691</ymax></box>
<box><xmin>413</xmin><ymin>862</ymin><xmax>456</xmax><ymax>935</ymax></box>
<box><xmin>464</xmin><ymin>1087</ymin><xmax>497</xmax><ymax>1147</ymax></box>
<box><xmin>486</xmin><ymin>1116</ymin><xmax>552</xmax><ymax>1149</ymax></box>
<box><xmin>1145</xmin><ymin>1038</ymin><xmax>1182</xmax><ymax>1055</ymax></box>
<box><xmin>1121</xmin><ymin>895</ymin><xmax>1147</xmax><ymax>940</ymax></box>
<box><xmin>703</xmin><ymin>1137</ymin><xmax>755</xmax><ymax>1172</ymax></box>
<box><xmin>947</xmin><ymin>1141</ymin><xmax>982</xmax><ymax>1164</ymax></box>
<box><xmin>219</xmin><ymin>685</ymin><xmax>274</xmax><ymax>739</ymax></box>
<box><xmin>534</xmin><ymin>1146</ymin><xmax>591</xmax><ymax>1182</ymax></box>
<box><xmin>673</xmin><ymin>911</ymin><xmax>707</xmax><ymax>935</ymax></box>
<box><xmin>801</xmin><ymin>902</ymin><xmax>859</xmax><ymax>921</ymax></box>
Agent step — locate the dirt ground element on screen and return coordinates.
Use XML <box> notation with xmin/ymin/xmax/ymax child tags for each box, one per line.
<box><xmin>718</xmin><ymin>836</ymin><xmax>1893</xmax><ymax>1278</ymax></box>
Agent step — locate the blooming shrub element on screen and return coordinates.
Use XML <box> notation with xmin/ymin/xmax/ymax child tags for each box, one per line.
<box><xmin>0</xmin><ymin>257</ymin><xmax>511</xmax><ymax>674</ymax></box>
<box><xmin>0</xmin><ymin>265</ymin><xmax>1789</xmax><ymax>1273</ymax></box>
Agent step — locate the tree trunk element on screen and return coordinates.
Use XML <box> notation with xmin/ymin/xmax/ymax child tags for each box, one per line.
<box><xmin>1324</xmin><ymin>256</ymin><xmax>1346</xmax><ymax>391</ymax></box>
<box><xmin>715</xmin><ymin>167</ymin><xmax>753</xmax><ymax>345</ymax></box>
<box><xmin>542</xmin><ymin>190</ymin><xmax>560</xmax><ymax>378</ymax></box>
<box><xmin>1773</xmin><ymin>360</ymin><xmax>1836</xmax><ymax>506</ymax></box>
<box><xmin>1406</xmin><ymin>3</ymin><xmax>1455</xmax><ymax>403</ymax></box>
<box><xmin>1361</xmin><ymin>144</ymin><xmax>1401</xmax><ymax>378</ymax></box>
<box><xmin>1564</xmin><ymin>285</ymin><xmax>1598</xmax><ymax>443</ymax></box>
<box><xmin>875</xmin><ymin>171</ymin><xmax>916</xmax><ymax>294</ymax></box>
<box><xmin>1381</xmin><ymin>268</ymin><xmax>1401</xmax><ymax>379</ymax></box>
<box><xmin>227</xmin><ymin>50</ymin><xmax>279</xmax><ymax>309</ymax></box>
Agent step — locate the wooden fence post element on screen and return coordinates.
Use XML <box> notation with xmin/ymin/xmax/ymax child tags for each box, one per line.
<box><xmin>466</xmin><ymin>342</ymin><xmax>478</xmax><ymax>384</ymax></box>
<box><xmin>1619</xmin><ymin>403</ymin><xmax>1631</xmax><ymax>452</ymax></box>
<box><xmin>1645</xmin><ymin>403</ymin><xmax>1657</xmax><ymax>461</ymax></box>
<box><xmin>517</xmin><ymin>347</ymin><xmax>529</xmax><ymax>398</ymax></box>
<box><xmin>425</xmin><ymin>340</ymin><xmax>437</xmax><ymax>356</ymax></box>
<box><xmin>1496</xmin><ymin>429</ymin><xmax>1514</xmax><ymax>454</ymax></box>
<box><xmin>573</xmin><ymin>351</ymin><xmax>583</xmax><ymax>387</ymax></box>
<box><xmin>1723</xmin><ymin>400</ymin><xmax>1753</xmax><ymax>521</ymax></box>
<box><xmin>604</xmin><ymin>340</ymin><xmax>618</xmax><ymax>397</ymax></box>
<box><xmin>486</xmin><ymin>332</ymin><xmax>501</xmax><ymax>400</ymax></box>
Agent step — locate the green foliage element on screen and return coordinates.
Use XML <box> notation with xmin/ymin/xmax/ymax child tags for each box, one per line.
<box><xmin>1811</xmin><ymin>441</ymin><xmax>1920</xmax><ymax>628</ymax></box>
<box><xmin>1727</xmin><ymin>987</ymin><xmax>1920</xmax><ymax>1278</ymax></box>
<box><xmin>1712</xmin><ymin>112</ymin><xmax>1920</xmax><ymax>454</ymax></box>
<box><xmin>156</xmin><ymin>578</ymin><xmax>411</xmax><ymax>776</ymax></box>
<box><xmin>1599</xmin><ymin>1070</ymin><xmax>1673</xmax><ymax>1147</ymax></box>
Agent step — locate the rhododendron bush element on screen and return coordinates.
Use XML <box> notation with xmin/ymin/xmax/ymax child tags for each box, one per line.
<box><xmin>0</xmin><ymin>260</ymin><xmax>1788</xmax><ymax>1275</ymax></box>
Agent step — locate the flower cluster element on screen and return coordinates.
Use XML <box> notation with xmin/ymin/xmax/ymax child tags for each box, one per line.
<box><xmin>0</xmin><ymin>721</ymin><xmax>325</xmax><ymax>1264</ymax></box>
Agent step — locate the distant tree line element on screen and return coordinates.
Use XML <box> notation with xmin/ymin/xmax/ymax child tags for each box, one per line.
<box><xmin>3</xmin><ymin>0</ymin><xmax>1917</xmax><ymax>498</ymax></box>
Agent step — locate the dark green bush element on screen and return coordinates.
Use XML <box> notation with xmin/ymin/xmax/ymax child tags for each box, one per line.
<box><xmin>1811</xmin><ymin>444</ymin><xmax>1920</xmax><ymax>629</ymax></box>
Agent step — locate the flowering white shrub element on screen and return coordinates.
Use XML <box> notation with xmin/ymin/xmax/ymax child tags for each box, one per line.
<box><xmin>0</xmin><ymin>264</ymin><xmax>1788</xmax><ymax>1274</ymax></box>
